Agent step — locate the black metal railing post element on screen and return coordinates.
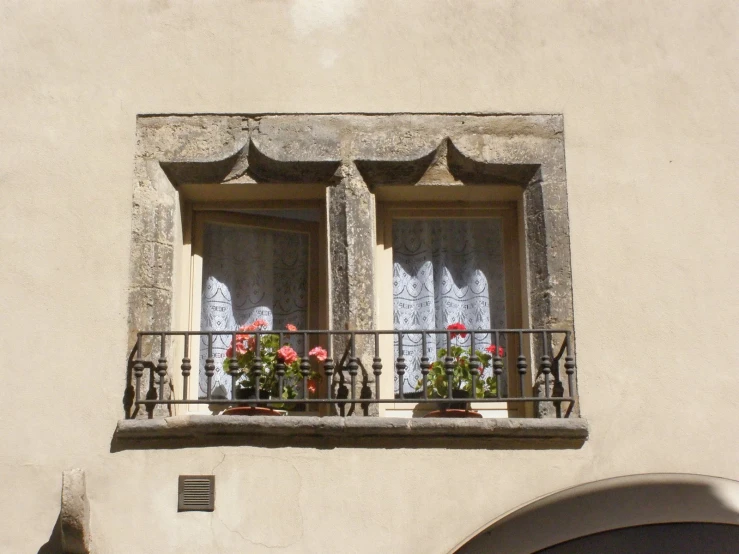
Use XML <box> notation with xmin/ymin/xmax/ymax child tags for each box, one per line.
<box><xmin>395</xmin><ymin>332</ymin><xmax>406</xmax><ymax>400</ymax></box>
<box><xmin>347</xmin><ymin>332</ymin><xmax>359</xmax><ymax>409</ymax></box>
<box><xmin>300</xmin><ymin>332</ymin><xmax>311</xmax><ymax>400</ymax></box>
<box><xmin>420</xmin><ymin>332</ymin><xmax>430</xmax><ymax>400</ymax></box>
<box><xmin>204</xmin><ymin>333</ymin><xmax>215</xmax><ymax>401</ymax></box>
<box><xmin>157</xmin><ymin>333</ymin><xmax>168</xmax><ymax>402</ymax></box>
<box><xmin>275</xmin><ymin>332</ymin><xmax>286</xmax><ymax>399</ymax></box>
<box><xmin>181</xmin><ymin>333</ymin><xmax>191</xmax><ymax>401</ymax></box>
<box><xmin>229</xmin><ymin>332</ymin><xmax>240</xmax><ymax>401</ymax></box>
<box><xmin>565</xmin><ymin>331</ymin><xmax>576</xmax><ymax>400</ymax></box>
<box><xmin>540</xmin><ymin>331</ymin><xmax>552</xmax><ymax>399</ymax></box>
<box><xmin>445</xmin><ymin>331</ymin><xmax>454</xmax><ymax>401</ymax></box>
<box><xmin>323</xmin><ymin>334</ymin><xmax>335</xmax><ymax>412</ymax></box>
<box><xmin>493</xmin><ymin>330</ymin><xmax>503</xmax><ymax>399</ymax></box>
<box><xmin>252</xmin><ymin>331</ymin><xmax>263</xmax><ymax>399</ymax></box>
<box><xmin>372</xmin><ymin>334</ymin><xmax>382</xmax><ymax>401</ymax></box>
<box><xmin>517</xmin><ymin>331</ymin><xmax>527</xmax><ymax>400</ymax></box>
<box><xmin>469</xmin><ymin>332</ymin><xmax>480</xmax><ymax>399</ymax></box>
<box><xmin>133</xmin><ymin>334</ymin><xmax>144</xmax><ymax>406</ymax></box>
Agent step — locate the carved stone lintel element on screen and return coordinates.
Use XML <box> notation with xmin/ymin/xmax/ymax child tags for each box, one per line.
<box><xmin>61</xmin><ymin>469</ymin><xmax>91</xmax><ymax>554</ymax></box>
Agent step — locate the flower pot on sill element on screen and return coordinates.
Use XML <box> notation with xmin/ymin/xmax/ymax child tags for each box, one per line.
<box><xmin>423</xmin><ymin>408</ymin><xmax>482</xmax><ymax>419</ymax></box>
<box><xmin>444</xmin><ymin>389</ymin><xmax>472</xmax><ymax>410</ymax></box>
<box><xmin>424</xmin><ymin>389</ymin><xmax>482</xmax><ymax>418</ymax></box>
<box><xmin>222</xmin><ymin>406</ymin><xmax>284</xmax><ymax>416</ymax></box>
<box><xmin>227</xmin><ymin>386</ymin><xmax>284</xmax><ymax>416</ymax></box>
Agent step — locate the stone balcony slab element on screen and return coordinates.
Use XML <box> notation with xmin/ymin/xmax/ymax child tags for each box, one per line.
<box><xmin>112</xmin><ymin>416</ymin><xmax>588</xmax><ymax>451</ymax></box>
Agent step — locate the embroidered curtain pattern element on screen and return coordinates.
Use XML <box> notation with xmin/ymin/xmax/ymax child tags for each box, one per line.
<box><xmin>392</xmin><ymin>218</ymin><xmax>507</xmax><ymax>393</ymax></box>
<box><xmin>199</xmin><ymin>222</ymin><xmax>308</xmax><ymax>398</ymax></box>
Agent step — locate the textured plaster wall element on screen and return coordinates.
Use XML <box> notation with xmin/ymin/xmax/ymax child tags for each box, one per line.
<box><xmin>0</xmin><ymin>1</ymin><xmax>737</xmax><ymax>553</ymax></box>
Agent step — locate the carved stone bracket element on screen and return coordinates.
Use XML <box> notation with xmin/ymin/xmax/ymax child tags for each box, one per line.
<box><xmin>61</xmin><ymin>469</ymin><xmax>92</xmax><ymax>554</ymax></box>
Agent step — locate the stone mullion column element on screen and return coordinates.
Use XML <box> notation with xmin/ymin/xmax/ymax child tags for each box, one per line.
<box><xmin>327</xmin><ymin>163</ymin><xmax>377</xmax><ymax>416</ymax></box>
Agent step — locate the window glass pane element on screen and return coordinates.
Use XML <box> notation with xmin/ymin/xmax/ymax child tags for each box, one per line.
<box><xmin>198</xmin><ymin>222</ymin><xmax>309</xmax><ymax>398</ymax></box>
<box><xmin>392</xmin><ymin>218</ymin><xmax>507</xmax><ymax>394</ymax></box>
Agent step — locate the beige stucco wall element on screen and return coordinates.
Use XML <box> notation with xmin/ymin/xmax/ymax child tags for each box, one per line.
<box><xmin>1</xmin><ymin>1</ymin><xmax>737</xmax><ymax>552</ymax></box>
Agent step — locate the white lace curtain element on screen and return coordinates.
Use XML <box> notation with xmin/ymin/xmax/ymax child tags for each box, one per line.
<box><xmin>393</xmin><ymin>218</ymin><xmax>507</xmax><ymax>393</ymax></box>
<box><xmin>198</xmin><ymin>222</ymin><xmax>308</xmax><ymax>398</ymax></box>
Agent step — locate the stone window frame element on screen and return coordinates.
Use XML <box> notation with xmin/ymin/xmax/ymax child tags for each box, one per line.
<box><xmin>126</xmin><ymin>113</ymin><xmax>579</xmax><ymax>430</ymax></box>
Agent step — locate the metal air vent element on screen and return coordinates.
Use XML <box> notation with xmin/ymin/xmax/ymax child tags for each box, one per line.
<box><xmin>178</xmin><ymin>475</ymin><xmax>215</xmax><ymax>512</ymax></box>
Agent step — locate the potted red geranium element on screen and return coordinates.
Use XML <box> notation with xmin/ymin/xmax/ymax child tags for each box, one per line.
<box><xmin>221</xmin><ymin>320</ymin><xmax>325</xmax><ymax>416</ymax></box>
<box><xmin>418</xmin><ymin>322</ymin><xmax>505</xmax><ymax>418</ymax></box>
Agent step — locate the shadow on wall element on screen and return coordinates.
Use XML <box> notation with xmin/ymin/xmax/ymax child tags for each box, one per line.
<box><xmin>456</xmin><ymin>473</ymin><xmax>739</xmax><ymax>554</ymax></box>
<box><xmin>37</xmin><ymin>513</ymin><xmax>62</xmax><ymax>554</ymax></box>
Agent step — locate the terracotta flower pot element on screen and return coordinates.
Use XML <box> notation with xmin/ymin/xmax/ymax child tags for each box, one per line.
<box><xmin>423</xmin><ymin>408</ymin><xmax>482</xmax><ymax>419</ymax></box>
<box><xmin>443</xmin><ymin>389</ymin><xmax>473</xmax><ymax>410</ymax></box>
<box><xmin>230</xmin><ymin>386</ymin><xmax>283</xmax><ymax>415</ymax></box>
<box><xmin>222</xmin><ymin>406</ymin><xmax>284</xmax><ymax>416</ymax></box>
<box><xmin>423</xmin><ymin>389</ymin><xmax>481</xmax><ymax>417</ymax></box>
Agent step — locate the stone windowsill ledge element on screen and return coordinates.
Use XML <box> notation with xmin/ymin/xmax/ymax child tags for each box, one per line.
<box><xmin>112</xmin><ymin>416</ymin><xmax>588</xmax><ymax>451</ymax></box>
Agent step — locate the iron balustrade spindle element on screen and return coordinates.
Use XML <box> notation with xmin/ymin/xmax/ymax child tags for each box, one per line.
<box><xmin>324</xmin><ymin>336</ymin><xmax>334</xmax><ymax>411</ymax></box>
<box><xmin>204</xmin><ymin>333</ymin><xmax>215</xmax><ymax>401</ymax></box>
<box><xmin>493</xmin><ymin>330</ymin><xmax>503</xmax><ymax>399</ymax></box>
<box><xmin>517</xmin><ymin>331</ymin><xmax>527</xmax><ymax>399</ymax></box>
<box><xmin>157</xmin><ymin>333</ymin><xmax>168</xmax><ymax>402</ymax></box>
<box><xmin>133</xmin><ymin>336</ymin><xmax>144</xmax><ymax>405</ymax></box>
<box><xmin>372</xmin><ymin>334</ymin><xmax>382</xmax><ymax>401</ymax></box>
<box><xmin>540</xmin><ymin>331</ymin><xmax>552</xmax><ymax>398</ymax></box>
<box><xmin>275</xmin><ymin>332</ymin><xmax>286</xmax><ymax>399</ymax></box>
<box><xmin>420</xmin><ymin>332</ymin><xmax>430</xmax><ymax>400</ymax></box>
<box><xmin>469</xmin><ymin>332</ymin><xmax>480</xmax><ymax>399</ymax></box>
<box><xmin>229</xmin><ymin>332</ymin><xmax>240</xmax><ymax>401</ymax></box>
<box><xmin>565</xmin><ymin>331</ymin><xmax>576</xmax><ymax>398</ymax></box>
<box><xmin>347</xmin><ymin>333</ymin><xmax>358</xmax><ymax>404</ymax></box>
<box><xmin>444</xmin><ymin>331</ymin><xmax>454</xmax><ymax>400</ymax></box>
<box><xmin>181</xmin><ymin>335</ymin><xmax>191</xmax><ymax>401</ymax></box>
<box><xmin>395</xmin><ymin>333</ymin><xmax>406</xmax><ymax>400</ymax></box>
<box><xmin>300</xmin><ymin>332</ymin><xmax>311</xmax><ymax>400</ymax></box>
<box><xmin>252</xmin><ymin>332</ymin><xmax>263</xmax><ymax>399</ymax></box>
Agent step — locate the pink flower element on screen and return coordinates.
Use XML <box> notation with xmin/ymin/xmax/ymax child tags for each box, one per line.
<box><xmin>309</xmin><ymin>346</ymin><xmax>328</xmax><ymax>362</ymax></box>
<box><xmin>446</xmin><ymin>322</ymin><xmax>468</xmax><ymax>339</ymax></box>
<box><xmin>277</xmin><ymin>345</ymin><xmax>299</xmax><ymax>365</ymax></box>
<box><xmin>226</xmin><ymin>337</ymin><xmax>249</xmax><ymax>358</ymax></box>
<box><xmin>246</xmin><ymin>336</ymin><xmax>257</xmax><ymax>351</ymax></box>
<box><xmin>234</xmin><ymin>339</ymin><xmax>249</xmax><ymax>355</ymax></box>
<box><xmin>485</xmin><ymin>344</ymin><xmax>505</xmax><ymax>357</ymax></box>
<box><xmin>242</xmin><ymin>319</ymin><xmax>269</xmax><ymax>332</ymax></box>
<box><xmin>285</xmin><ymin>323</ymin><xmax>298</xmax><ymax>332</ymax></box>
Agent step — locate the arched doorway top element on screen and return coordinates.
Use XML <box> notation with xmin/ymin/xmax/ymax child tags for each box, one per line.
<box><xmin>455</xmin><ymin>473</ymin><xmax>739</xmax><ymax>554</ymax></box>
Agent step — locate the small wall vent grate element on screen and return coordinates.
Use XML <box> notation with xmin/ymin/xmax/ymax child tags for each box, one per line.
<box><xmin>178</xmin><ymin>475</ymin><xmax>215</xmax><ymax>512</ymax></box>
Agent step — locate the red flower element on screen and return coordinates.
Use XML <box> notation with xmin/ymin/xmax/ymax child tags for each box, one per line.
<box><xmin>309</xmin><ymin>346</ymin><xmax>328</xmax><ymax>362</ymax></box>
<box><xmin>242</xmin><ymin>319</ymin><xmax>269</xmax><ymax>332</ymax></box>
<box><xmin>307</xmin><ymin>378</ymin><xmax>318</xmax><ymax>395</ymax></box>
<box><xmin>226</xmin><ymin>337</ymin><xmax>249</xmax><ymax>358</ymax></box>
<box><xmin>446</xmin><ymin>322</ymin><xmax>468</xmax><ymax>339</ymax></box>
<box><xmin>277</xmin><ymin>345</ymin><xmax>299</xmax><ymax>365</ymax></box>
<box><xmin>246</xmin><ymin>336</ymin><xmax>257</xmax><ymax>351</ymax></box>
<box><xmin>285</xmin><ymin>323</ymin><xmax>298</xmax><ymax>332</ymax></box>
<box><xmin>235</xmin><ymin>339</ymin><xmax>249</xmax><ymax>355</ymax></box>
<box><xmin>485</xmin><ymin>344</ymin><xmax>505</xmax><ymax>357</ymax></box>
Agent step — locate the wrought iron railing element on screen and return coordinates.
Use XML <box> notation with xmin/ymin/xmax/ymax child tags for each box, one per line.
<box><xmin>127</xmin><ymin>329</ymin><xmax>577</xmax><ymax>418</ymax></box>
